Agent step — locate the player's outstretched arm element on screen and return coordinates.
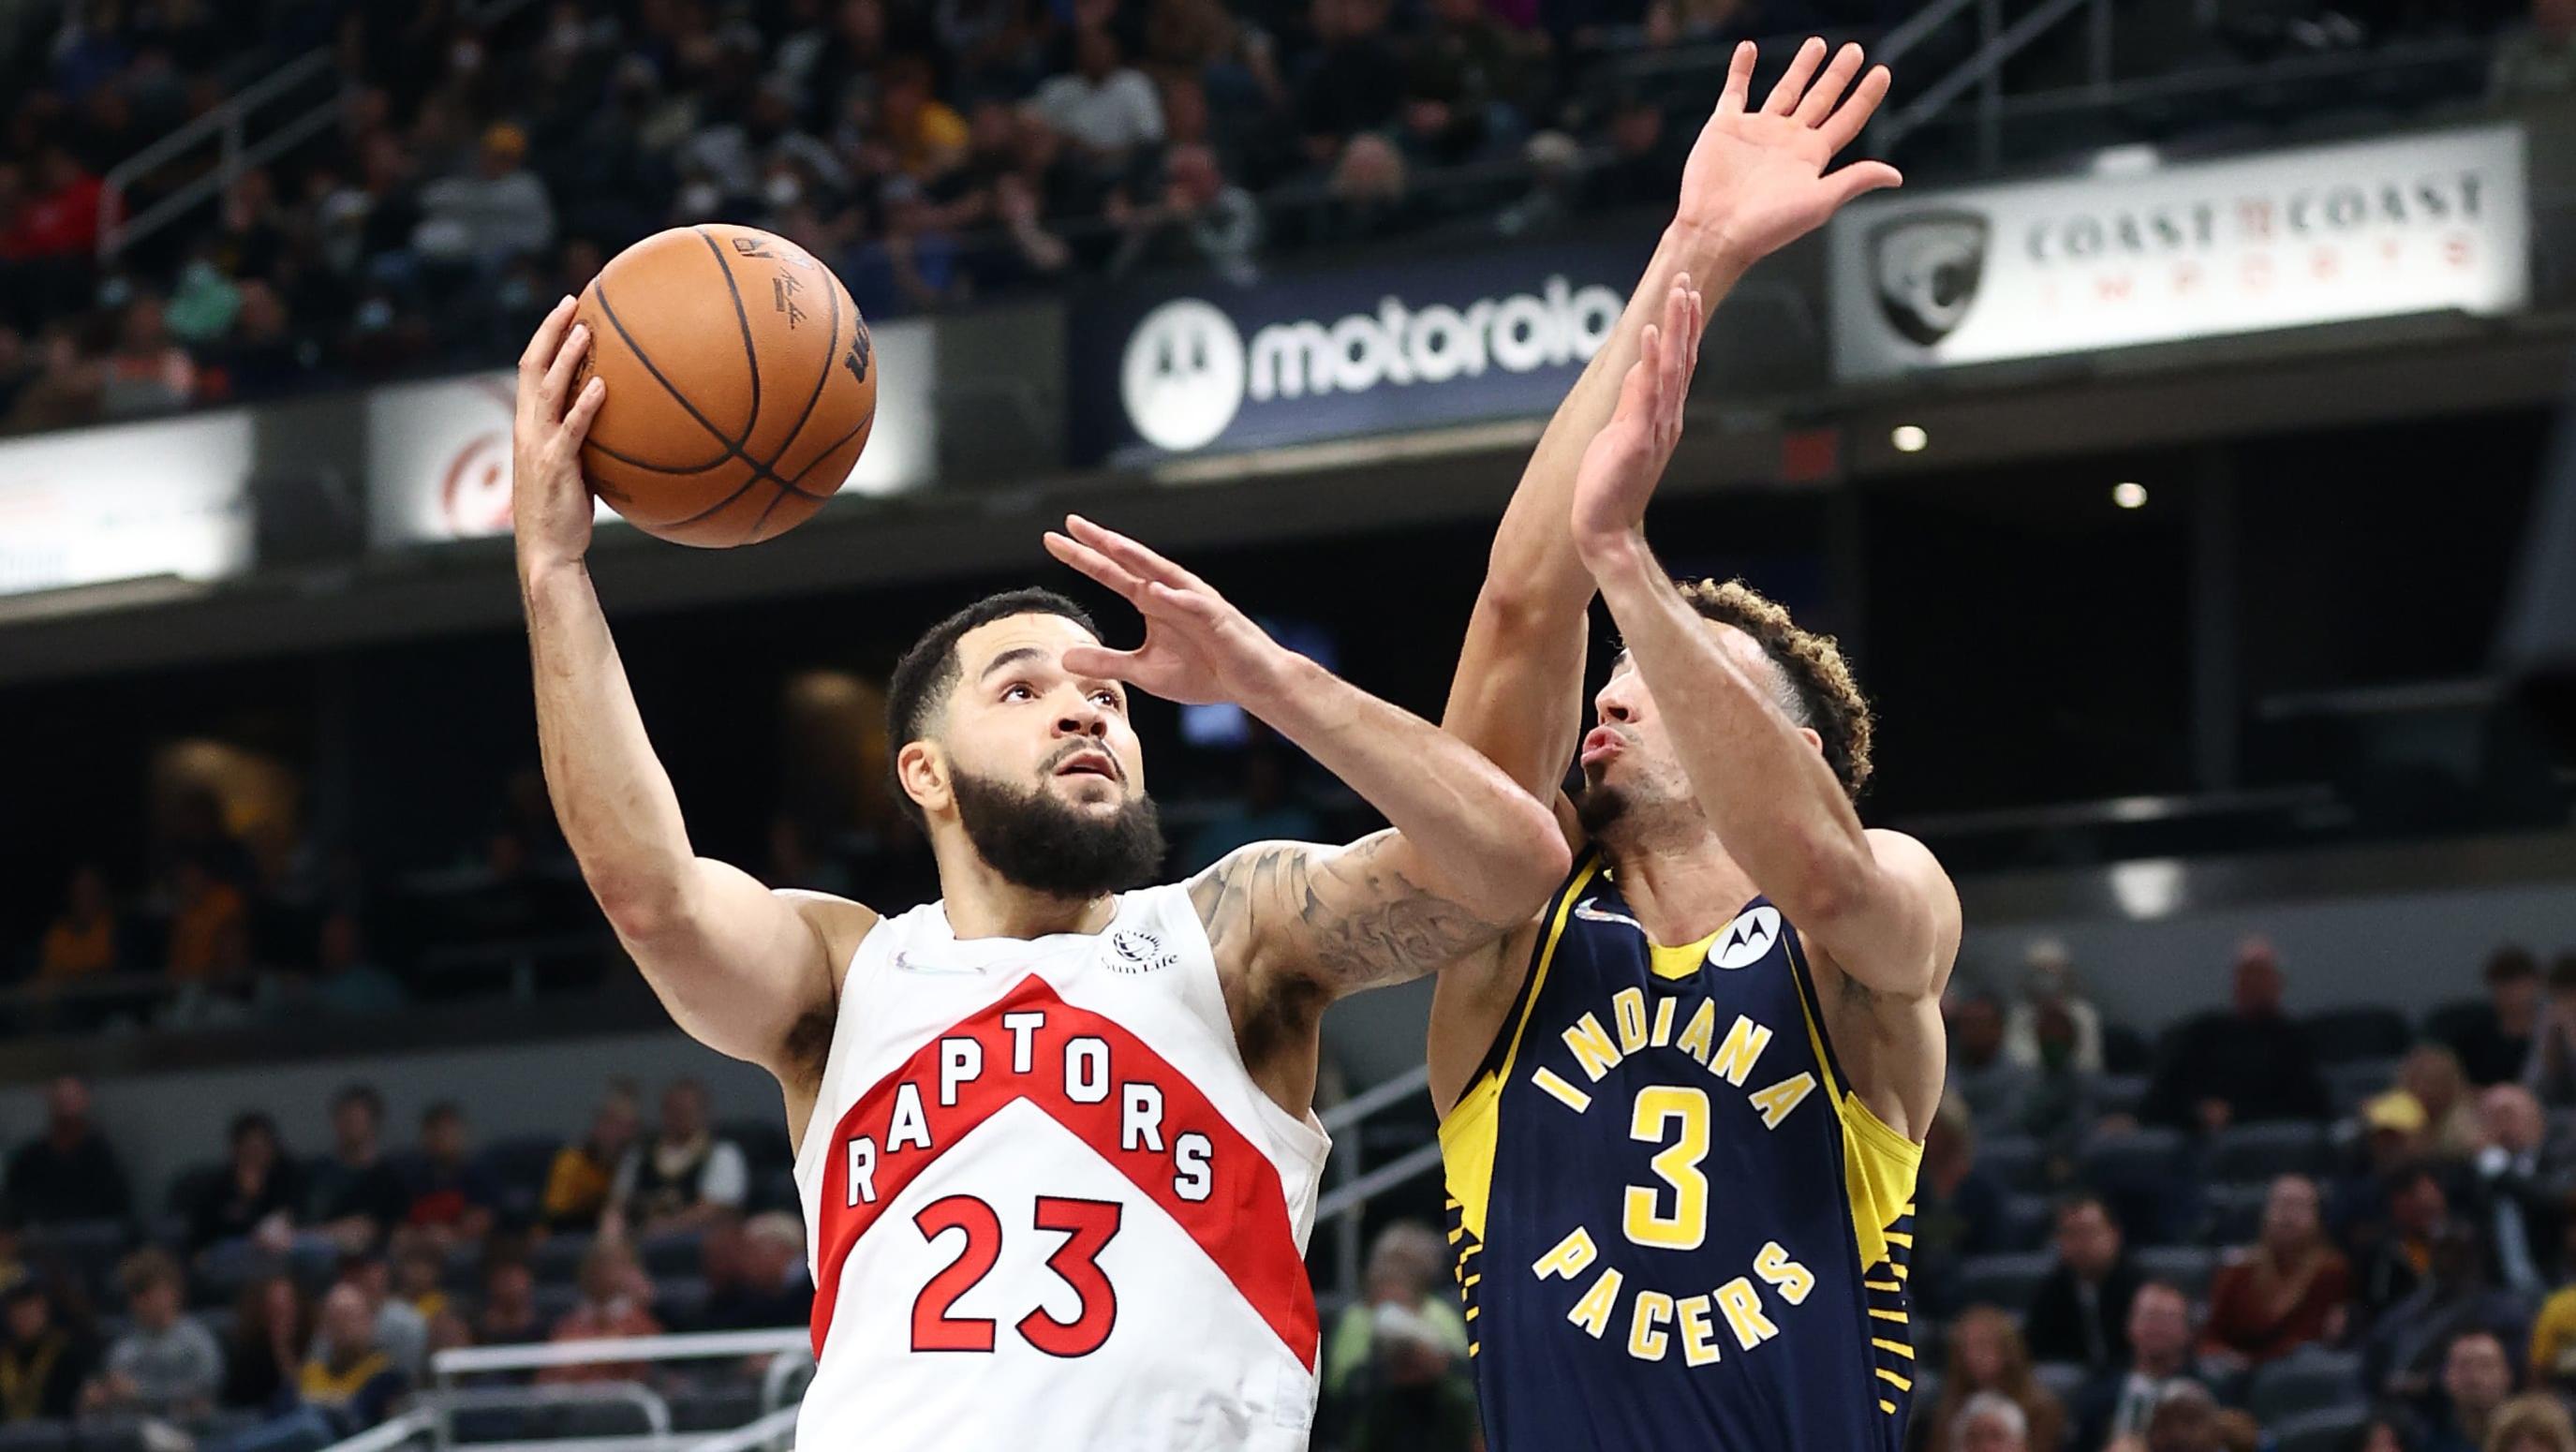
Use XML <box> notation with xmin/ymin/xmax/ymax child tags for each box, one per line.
<box><xmin>1044</xmin><ymin>518</ymin><xmax>1570</xmax><ymax>996</ymax></box>
<box><xmin>1443</xmin><ymin>37</ymin><xmax>1899</xmax><ymax>806</ymax></box>
<box><xmin>1564</xmin><ymin>285</ymin><xmax>1957</xmax><ymax>1006</ymax></box>
<box><xmin>513</xmin><ymin>299</ymin><xmax>870</xmax><ymax>1090</ymax></box>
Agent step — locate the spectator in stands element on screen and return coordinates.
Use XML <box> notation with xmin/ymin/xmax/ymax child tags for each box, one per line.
<box><xmin>2355</xmin><ymin>1403</ymin><xmax>2433</xmax><ymax>1452</ymax></box>
<box><xmin>310</xmin><ymin>1084</ymin><xmax>409</xmax><ymax>1252</ymax></box>
<box><xmin>98</xmin><ymin>292</ymin><xmax>199</xmax><ymax>420</ymax></box>
<box><xmin>1107</xmin><ymin>141</ymin><xmax>1260</xmax><ymax>285</ymax></box>
<box><xmin>2005</xmin><ymin>940</ymin><xmax>2106</xmax><ymax>1076</ymax></box>
<box><xmin>7</xmin><ymin>144</ymin><xmax>106</xmax><ymax>262</ymax></box>
<box><xmin>2200</xmin><ymin>1174</ymin><xmax>2349</xmax><ymax>1367</ymax></box>
<box><xmin>392</xmin><ymin>1236</ymin><xmax>448</xmax><ymax>1324</ymax></box>
<box><xmin>2424</xmin><ymin>1327</ymin><xmax>2517</xmax><ymax>1452</ymax></box>
<box><xmin>538</xmin><ymin>1240</ymin><xmax>661</xmax><ymax>1385</ymax></box>
<box><xmin>2367</xmin><ymin>1222</ymin><xmax>2527</xmax><ymax>1401</ymax></box>
<box><xmin>1912</xmin><ymin>1097</ymin><xmax>2006</xmax><ymax>1318</ymax></box>
<box><xmin>166</xmin><ymin>856</ymin><xmax>252</xmax><ymax>990</ymax></box>
<box><xmin>2143</xmin><ymin>938</ymin><xmax>2330</xmax><ymax>1133</ymax></box>
<box><xmin>2400</xmin><ymin>1045</ymin><xmax>2485</xmax><ymax>1163</ymax></box>
<box><xmin>86</xmin><ymin>1249</ymin><xmax>222</xmax><ymax>1421</ymax></box>
<box><xmin>543</xmin><ymin>1083</ymin><xmax>642</xmax><ymax>1233</ymax></box>
<box><xmin>1295</xmin><ymin>0</ymin><xmax>1405</xmax><ymax>166</ymax></box>
<box><xmin>7</xmin><ymin>1076</ymin><xmax>131</xmax><ymax>1227</ymax></box>
<box><xmin>187</xmin><ymin>1112</ymin><xmax>303</xmax><ymax>1256</ymax></box>
<box><xmin>315</xmin><ymin>1252</ymin><xmax>428</xmax><ymax>1384</ymax></box>
<box><xmin>0</xmin><ymin>1279</ymin><xmax>92</xmax><ymax>1424</ymax></box>
<box><xmin>1033</xmin><ymin>29</ymin><xmax>1166</xmax><ymax>172</ymax></box>
<box><xmin>312</xmin><ymin>912</ymin><xmax>406</xmax><ymax>1018</ymax></box>
<box><xmin>612</xmin><ymin>1079</ymin><xmax>748</xmax><ymax>1237</ymax></box>
<box><xmin>2493</xmin><ymin>0</ymin><xmax>2576</xmax><ymax>111</ymax></box>
<box><xmin>1947</xmin><ymin>1391</ymin><xmax>2031</xmax><ymax>1452</ymax></box>
<box><xmin>2355</xmin><ymin>1163</ymin><xmax>2450</xmax><ymax>1326</ymax></box>
<box><xmin>1338</xmin><ymin>1298</ymin><xmax>1478</xmax><ymax>1452</ymax></box>
<box><xmin>2016</xmin><ymin>1000</ymin><xmax>2099</xmax><ymax>1151</ymax></box>
<box><xmin>2469</xmin><ymin>1084</ymin><xmax>2565</xmax><ymax>1297</ymax></box>
<box><xmin>1918</xmin><ymin>1307</ymin><xmax>2065</xmax><ymax>1452</ymax></box>
<box><xmin>699</xmin><ymin>1212</ymin><xmax>813</xmax><ymax>1330</ymax></box>
<box><xmin>472</xmin><ymin>1258</ymin><xmax>544</xmax><ymax>1349</ymax></box>
<box><xmin>2524</xmin><ymin>956</ymin><xmax>2576</xmax><ymax>1108</ymax></box>
<box><xmin>1324</xmin><ymin>1222</ymin><xmax>1470</xmax><ymax>1400</ymax></box>
<box><xmin>37</xmin><ymin>866</ymin><xmax>117</xmax><ymax>981</ymax></box>
<box><xmin>413</xmin><ymin>123</ymin><xmax>555</xmax><ymax>274</ymax></box>
<box><xmin>295</xmin><ymin>1282</ymin><xmax>407</xmax><ymax>1438</ymax></box>
<box><xmin>2070</xmin><ymin>1281</ymin><xmax>2211</xmax><ymax>1450</ymax></box>
<box><xmin>1180</xmin><ymin>746</ymin><xmax>1322</xmax><ymax>872</ymax></box>
<box><xmin>2490</xmin><ymin>1394</ymin><xmax>2576</xmax><ymax>1452</ymax></box>
<box><xmin>1947</xmin><ymin>994</ymin><xmax>2032</xmax><ymax>1132</ymax></box>
<box><xmin>2024</xmin><ymin>1193</ymin><xmax>2144</xmax><ymax>1371</ymax></box>
<box><xmin>404</xmin><ymin>1103</ymin><xmax>498</xmax><ymax>1246</ymax></box>
<box><xmin>879</xmin><ymin>55</ymin><xmax>971</xmax><ymax>182</ymax></box>
<box><xmin>219</xmin><ymin>1276</ymin><xmax>307</xmax><ymax>1413</ymax></box>
<box><xmin>2452</xmin><ymin>947</ymin><xmax>2544</xmax><ymax>1087</ymax></box>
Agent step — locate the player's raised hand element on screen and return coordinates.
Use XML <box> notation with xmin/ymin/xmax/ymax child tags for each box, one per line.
<box><xmin>1676</xmin><ymin>37</ymin><xmax>1902</xmax><ymax>266</ymax></box>
<box><xmin>512</xmin><ymin>296</ymin><xmax>606</xmax><ymax>574</ymax></box>
<box><xmin>1044</xmin><ymin>516</ymin><xmax>1291</xmax><ymax>708</ymax></box>
<box><xmin>1570</xmin><ymin>275</ymin><xmax>1705</xmax><ymax>561</ymax></box>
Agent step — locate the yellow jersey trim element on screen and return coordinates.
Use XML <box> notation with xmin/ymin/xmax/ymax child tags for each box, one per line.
<box><xmin>1784</xmin><ymin>945</ymin><xmax>1923</xmax><ymax>1276</ymax></box>
<box><xmin>1439</xmin><ymin>856</ymin><xmax>1606</xmax><ymax>1245</ymax></box>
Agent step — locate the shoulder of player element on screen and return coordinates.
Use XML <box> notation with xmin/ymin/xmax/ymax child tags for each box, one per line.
<box><xmin>775</xmin><ymin>888</ymin><xmax>881</xmax><ymax>988</ymax></box>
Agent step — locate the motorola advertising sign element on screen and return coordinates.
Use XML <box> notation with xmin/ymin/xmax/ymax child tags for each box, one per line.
<box><xmin>1828</xmin><ymin>124</ymin><xmax>2529</xmax><ymax>381</ymax></box>
<box><xmin>1073</xmin><ymin>241</ymin><xmax>1648</xmax><ymax>464</ymax></box>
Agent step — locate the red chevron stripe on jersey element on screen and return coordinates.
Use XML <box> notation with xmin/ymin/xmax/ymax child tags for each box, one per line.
<box><xmin>807</xmin><ymin>975</ymin><xmax>1318</xmax><ymax>1369</ymax></box>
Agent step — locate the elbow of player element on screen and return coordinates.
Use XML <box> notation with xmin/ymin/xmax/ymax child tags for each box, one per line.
<box><xmin>1494</xmin><ymin>807</ymin><xmax>1574</xmax><ymax>909</ymax></box>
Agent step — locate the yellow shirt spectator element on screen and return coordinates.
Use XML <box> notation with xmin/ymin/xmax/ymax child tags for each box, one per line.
<box><xmin>2531</xmin><ymin>1285</ymin><xmax>2576</xmax><ymax>1385</ymax></box>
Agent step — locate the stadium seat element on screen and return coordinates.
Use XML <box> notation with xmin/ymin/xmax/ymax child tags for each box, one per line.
<box><xmin>2207</xmin><ymin>1120</ymin><xmax>2331</xmax><ymax>1182</ymax></box>
<box><xmin>2132</xmin><ymin>1245</ymin><xmax>2217</xmax><ymax>1300</ymax></box>
<box><xmin>1978</xmin><ymin>1134</ymin><xmax>2042</xmax><ymax>1193</ymax></box>
<box><xmin>1997</xmin><ymin>1193</ymin><xmax>2055</xmax><ymax>1252</ymax></box>
<box><xmin>71</xmin><ymin>1418</ymin><xmax>145</xmax><ymax>1452</ymax></box>
<box><xmin>2328</xmin><ymin>1059</ymin><xmax>2401</xmax><ymax>1116</ymax></box>
<box><xmin>533</xmin><ymin>1231</ymin><xmax>595</xmax><ymax>1285</ymax></box>
<box><xmin>0</xmin><ymin>1422</ymin><xmax>69</xmax><ymax>1452</ymax></box>
<box><xmin>2077</xmin><ymin>1125</ymin><xmax>2186</xmax><ymax>1188</ymax></box>
<box><xmin>2270</xmin><ymin>1404</ymin><xmax>2368</xmax><ymax>1452</ymax></box>
<box><xmin>656</xmin><ymin>1275</ymin><xmax>711</xmax><ymax>1328</ymax></box>
<box><xmin>534</xmin><ymin>1282</ymin><xmax>583</xmax><ymax>1322</ymax></box>
<box><xmin>2033</xmin><ymin>1361</ymin><xmax>2089</xmax><ymax>1410</ymax></box>
<box><xmin>637</xmin><ymin>1227</ymin><xmax>706</xmax><ymax>1279</ymax></box>
<box><xmin>2094</xmin><ymin>1074</ymin><xmax>2149</xmax><ymax>1117</ymax></box>
<box><xmin>1954</xmin><ymin>1252</ymin><xmax>2055</xmax><ymax>1314</ymax></box>
<box><xmin>483</xmin><ymin>1133</ymin><xmax>566</xmax><ymax>1195</ymax></box>
<box><xmin>674</xmin><ymin>1386</ymin><xmax>762</xmax><ymax>1432</ymax></box>
<box><xmin>2300</xmin><ymin>1007</ymin><xmax>2412</xmax><ymax>1065</ymax></box>
<box><xmin>2197</xmin><ymin>1182</ymin><xmax>2269</xmax><ymax>1246</ymax></box>
<box><xmin>2248</xmin><ymin>1347</ymin><xmax>2364</xmax><ymax>1424</ymax></box>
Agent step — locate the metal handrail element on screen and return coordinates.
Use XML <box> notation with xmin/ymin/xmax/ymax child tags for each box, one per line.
<box><xmin>428</xmin><ymin>1383</ymin><xmax>672</xmax><ymax>1445</ymax></box>
<box><xmin>1877</xmin><ymin>0</ymin><xmax>2103</xmax><ymax>156</ymax></box>
<box><xmin>96</xmin><ymin>46</ymin><xmax>337</xmax><ymax>264</ymax></box>
<box><xmin>432</xmin><ymin>1328</ymin><xmax>809</xmax><ymax>1382</ymax></box>
<box><xmin>1318</xmin><ymin>1062</ymin><xmax>1429</xmax><ymax>1133</ymax></box>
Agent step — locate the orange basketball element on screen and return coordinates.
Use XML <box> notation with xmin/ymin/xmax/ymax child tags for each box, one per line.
<box><xmin>570</xmin><ymin>225</ymin><xmax>877</xmax><ymax>547</ymax></box>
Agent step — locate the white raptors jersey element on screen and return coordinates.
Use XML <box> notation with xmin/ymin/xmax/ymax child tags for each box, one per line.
<box><xmin>792</xmin><ymin>882</ymin><xmax>1332</xmax><ymax>1452</ymax></box>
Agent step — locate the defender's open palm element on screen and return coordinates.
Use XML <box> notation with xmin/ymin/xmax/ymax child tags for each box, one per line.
<box><xmin>1045</xmin><ymin>516</ymin><xmax>1287</xmax><ymax>707</ymax></box>
<box><xmin>1572</xmin><ymin>277</ymin><xmax>1705</xmax><ymax>556</ymax></box>
<box><xmin>1679</xmin><ymin>37</ymin><xmax>1902</xmax><ymax>263</ymax></box>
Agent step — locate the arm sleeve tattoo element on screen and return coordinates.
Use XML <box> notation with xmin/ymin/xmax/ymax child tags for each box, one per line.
<box><xmin>1189</xmin><ymin>832</ymin><xmax>1519</xmax><ymax>996</ymax></box>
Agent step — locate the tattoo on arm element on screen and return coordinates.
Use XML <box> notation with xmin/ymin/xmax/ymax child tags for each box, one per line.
<box><xmin>1191</xmin><ymin>836</ymin><xmax>1517</xmax><ymax>996</ymax></box>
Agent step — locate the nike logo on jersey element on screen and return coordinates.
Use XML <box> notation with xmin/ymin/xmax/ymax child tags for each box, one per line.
<box><xmin>892</xmin><ymin>951</ymin><xmax>985</xmax><ymax>976</ymax></box>
<box><xmin>1573</xmin><ymin>897</ymin><xmax>1646</xmax><ymax>934</ymax></box>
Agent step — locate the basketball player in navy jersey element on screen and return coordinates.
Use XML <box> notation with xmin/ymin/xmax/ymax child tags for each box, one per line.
<box><xmin>1432</xmin><ymin>38</ymin><xmax>1961</xmax><ymax>1452</ymax></box>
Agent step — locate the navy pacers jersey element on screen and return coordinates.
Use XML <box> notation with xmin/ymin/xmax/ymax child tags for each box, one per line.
<box><xmin>1440</xmin><ymin>851</ymin><xmax>1923</xmax><ymax>1452</ymax></box>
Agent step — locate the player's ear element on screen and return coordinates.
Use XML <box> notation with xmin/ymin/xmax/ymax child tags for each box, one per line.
<box><xmin>1796</xmin><ymin>725</ymin><xmax>1824</xmax><ymax>759</ymax></box>
<box><xmin>896</xmin><ymin>738</ymin><xmax>950</xmax><ymax>821</ymax></box>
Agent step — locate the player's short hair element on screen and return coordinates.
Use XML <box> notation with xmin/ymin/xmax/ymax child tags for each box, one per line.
<box><xmin>1672</xmin><ymin>579</ymin><xmax>1874</xmax><ymax>802</ymax></box>
<box><xmin>886</xmin><ymin>589</ymin><xmax>1100</xmax><ymax>829</ymax></box>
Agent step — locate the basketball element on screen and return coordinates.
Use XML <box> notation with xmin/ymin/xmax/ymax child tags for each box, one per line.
<box><xmin>569</xmin><ymin>225</ymin><xmax>877</xmax><ymax>548</ymax></box>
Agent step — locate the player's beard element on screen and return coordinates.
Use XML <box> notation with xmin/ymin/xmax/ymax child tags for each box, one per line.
<box><xmin>951</xmin><ymin>766</ymin><xmax>1168</xmax><ymax>899</ymax></box>
<box><xmin>1574</xmin><ymin>780</ymin><xmax>1631</xmax><ymax>837</ymax></box>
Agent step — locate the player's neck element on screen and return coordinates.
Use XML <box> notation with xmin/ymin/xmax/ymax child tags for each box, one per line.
<box><xmin>935</xmin><ymin>843</ymin><xmax>1119</xmax><ymax>941</ymax></box>
<box><xmin>1601</xmin><ymin>832</ymin><xmax>1761</xmax><ymax>945</ymax></box>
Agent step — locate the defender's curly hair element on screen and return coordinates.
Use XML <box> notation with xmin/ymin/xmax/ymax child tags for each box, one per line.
<box><xmin>1674</xmin><ymin>578</ymin><xmax>1875</xmax><ymax>802</ymax></box>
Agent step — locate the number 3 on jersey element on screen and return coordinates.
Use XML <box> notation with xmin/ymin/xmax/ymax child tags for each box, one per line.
<box><xmin>910</xmin><ymin>1195</ymin><xmax>1123</xmax><ymax>1356</ymax></box>
<box><xmin>1625</xmin><ymin>1087</ymin><xmax>1710</xmax><ymax>1251</ymax></box>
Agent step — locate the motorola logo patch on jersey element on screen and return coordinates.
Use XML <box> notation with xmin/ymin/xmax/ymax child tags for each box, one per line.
<box><xmin>1103</xmin><ymin>927</ymin><xmax>1179</xmax><ymax>975</ymax></box>
<box><xmin>1121</xmin><ymin>298</ymin><xmax>1246</xmax><ymax>452</ymax></box>
<box><xmin>1709</xmin><ymin>906</ymin><xmax>1783</xmax><ymax>970</ymax></box>
<box><xmin>1870</xmin><ymin>210</ymin><xmax>1989</xmax><ymax>346</ymax></box>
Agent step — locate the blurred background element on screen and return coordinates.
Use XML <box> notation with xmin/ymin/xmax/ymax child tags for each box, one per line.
<box><xmin>3</xmin><ymin>0</ymin><xmax>2576</xmax><ymax>1450</ymax></box>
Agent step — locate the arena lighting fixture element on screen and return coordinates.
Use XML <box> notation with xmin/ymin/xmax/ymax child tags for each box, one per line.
<box><xmin>1889</xmin><ymin>424</ymin><xmax>1928</xmax><ymax>453</ymax></box>
<box><xmin>2090</xmin><ymin>142</ymin><xmax>2162</xmax><ymax>178</ymax></box>
<box><xmin>2113</xmin><ymin>482</ymin><xmax>2149</xmax><ymax>510</ymax></box>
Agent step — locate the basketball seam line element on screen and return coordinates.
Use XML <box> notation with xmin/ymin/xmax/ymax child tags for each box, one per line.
<box><xmin>693</xmin><ymin>227</ymin><xmax>763</xmax><ymax>445</ymax></box>
<box><xmin>587</xmin><ymin>276</ymin><xmax>849</xmax><ymax>531</ymax></box>
<box><xmin>736</xmin><ymin>236</ymin><xmax>847</xmax><ymax>544</ymax></box>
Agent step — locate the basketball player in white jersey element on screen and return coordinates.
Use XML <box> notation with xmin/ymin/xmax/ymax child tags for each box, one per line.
<box><xmin>508</xmin><ymin>303</ymin><xmax>1570</xmax><ymax>1452</ymax></box>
